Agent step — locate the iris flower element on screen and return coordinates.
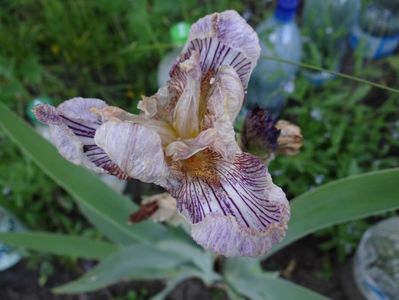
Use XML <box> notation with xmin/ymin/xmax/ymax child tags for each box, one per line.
<box><xmin>34</xmin><ymin>10</ymin><xmax>290</xmax><ymax>257</ymax></box>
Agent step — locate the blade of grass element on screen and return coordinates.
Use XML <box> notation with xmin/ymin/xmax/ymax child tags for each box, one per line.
<box><xmin>261</xmin><ymin>55</ymin><xmax>399</xmax><ymax>94</ymax></box>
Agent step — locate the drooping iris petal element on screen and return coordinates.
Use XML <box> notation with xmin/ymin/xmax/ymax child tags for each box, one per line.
<box><xmin>182</xmin><ymin>10</ymin><xmax>260</xmax><ymax>88</ymax></box>
<box><xmin>94</xmin><ymin>121</ymin><xmax>170</xmax><ymax>187</ymax></box>
<box><xmin>169</xmin><ymin>151</ymin><xmax>289</xmax><ymax>256</ymax></box>
<box><xmin>33</xmin><ymin>98</ymin><xmax>128</xmax><ymax>179</ymax></box>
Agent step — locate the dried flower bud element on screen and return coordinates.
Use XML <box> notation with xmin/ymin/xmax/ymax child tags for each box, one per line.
<box><xmin>275</xmin><ymin>120</ymin><xmax>303</xmax><ymax>156</ymax></box>
<box><xmin>129</xmin><ymin>193</ymin><xmax>183</xmax><ymax>225</ymax></box>
<box><xmin>241</xmin><ymin>107</ymin><xmax>281</xmax><ymax>160</ymax></box>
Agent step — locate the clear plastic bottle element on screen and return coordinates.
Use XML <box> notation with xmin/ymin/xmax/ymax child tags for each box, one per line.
<box><xmin>246</xmin><ymin>0</ymin><xmax>302</xmax><ymax>118</ymax></box>
<box><xmin>302</xmin><ymin>0</ymin><xmax>360</xmax><ymax>85</ymax></box>
<box><xmin>0</xmin><ymin>207</ymin><xmax>24</xmax><ymax>271</ymax></box>
<box><xmin>350</xmin><ymin>1</ymin><xmax>399</xmax><ymax>59</ymax></box>
<box><xmin>157</xmin><ymin>22</ymin><xmax>191</xmax><ymax>87</ymax></box>
<box><xmin>353</xmin><ymin>217</ymin><xmax>399</xmax><ymax>300</ymax></box>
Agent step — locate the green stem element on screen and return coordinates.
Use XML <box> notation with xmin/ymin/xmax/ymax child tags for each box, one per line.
<box><xmin>261</xmin><ymin>55</ymin><xmax>399</xmax><ymax>94</ymax></box>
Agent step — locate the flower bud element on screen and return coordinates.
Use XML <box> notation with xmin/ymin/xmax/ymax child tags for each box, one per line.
<box><xmin>275</xmin><ymin>120</ymin><xmax>303</xmax><ymax>156</ymax></box>
<box><xmin>241</xmin><ymin>107</ymin><xmax>280</xmax><ymax>160</ymax></box>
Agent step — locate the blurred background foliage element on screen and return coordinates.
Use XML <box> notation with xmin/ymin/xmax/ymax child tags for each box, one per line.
<box><xmin>0</xmin><ymin>0</ymin><xmax>398</xmax><ymax>289</ymax></box>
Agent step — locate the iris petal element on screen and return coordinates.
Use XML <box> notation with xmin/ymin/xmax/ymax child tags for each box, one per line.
<box><xmin>172</xmin><ymin>51</ymin><xmax>202</xmax><ymax>138</ymax></box>
<box><xmin>169</xmin><ymin>152</ymin><xmax>289</xmax><ymax>256</ymax></box>
<box><xmin>182</xmin><ymin>10</ymin><xmax>260</xmax><ymax>88</ymax></box>
<box><xmin>94</xmin><ymin>121</ymin><xmax>170</xmax><ymax>187</ymax></box>
<box><xmin>167</xmin><ymin>10</ymin><xmax>260</xmax><ymax>113</ymax></box>
<box><xmin>165</xmin><ymin>128</ymin><xmax>218</xmax><ymax>161</ymax></box>
<box><xmin>202</xmin><ymin>65</ymin><xmax>244</xmax><ymax>159</ymax></box>
<box><xmin>33</xmin><ymin>98</ymin><xmax>128</xmax><ymax>179</ymax></box>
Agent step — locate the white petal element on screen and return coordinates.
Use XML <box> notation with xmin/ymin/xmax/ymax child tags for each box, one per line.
<box><xmin>94</xmin><ymin>121</ymin><xmax>170</xmax><ymax>187</ymax></box>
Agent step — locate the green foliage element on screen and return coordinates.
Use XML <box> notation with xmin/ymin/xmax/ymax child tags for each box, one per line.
<box><xmin>0</xmin><ymin>0</ymin><xmax>244</xmax><ymax>115</ymax></box>
<box><xmin>0</xmin><ymin>232</ymin><xmax>118</xmax><ymax>260</ymax></box>
<box><xmin>224</xmin><ymin>258</ymin><xmax>328</xmax><ymax>300</ymax></box>
<box><xmin>266</xmin><ymin>168</ymin><xmax>399</xmax><ymax>258</ymax></box>
<box><xmin>274</xmin><ymin>82</ymin><xmax>399</xmax><ymax>198</ymax></box>
<box><xmin>0</xmin><ymin>131</ymin><xmax>95</xmax><ymax>235</ymax></box>
<box><xmin>270</xmin><ymin>56</ymin><xmax>399</xmax><ymax>258</ymax></box>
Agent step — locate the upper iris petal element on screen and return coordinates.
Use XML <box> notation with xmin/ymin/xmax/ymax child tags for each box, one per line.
<box><xmin>182</xmin><ymin>10</ymin><xmax>260</xmax><ymax>88</ymax></box>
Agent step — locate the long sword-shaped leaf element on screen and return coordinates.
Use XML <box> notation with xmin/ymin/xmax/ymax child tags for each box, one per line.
<box><xmin>0</xmin><ymin>102</ymin><xmax>165</xmax><ymax>245</ymax></box>
<box><xmin>224</xmin><ymin>258</ymin><xmax>328</xmax><ymax>300</ymax></box>
<box><xmin>0</xmin><ymin>232</ymin><xmax>117</xmax><ymax>260</ymax></box>
<box><xmin>267</xmin><ymin>168</ymin><xmax>399</xmax><ymax>258</ymax></box>
<box><xmin>227</xmin><ymin>276</ymin><xmax>329</xmax><ymax>300</ymax></box>
<box><xmin>53</xmin><ymin>244</ymin><xmax>189</xmax><ymax>294</ymax></box>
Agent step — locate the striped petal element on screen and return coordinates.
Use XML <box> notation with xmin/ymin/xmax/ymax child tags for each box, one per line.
<box><xmin>94</xmin><ymin>121</ymin><xmax>170</xmax><ymax>187</ymax></box>
<box><xmin>33</xmin><ymin>98</ymin><xmax>128</xmax><ymax>179</ymax></box>
<box><xmin>167</xmin><ymin>10</ymin><xmax>259</xmax><ymax>114</ymax></box>
<box><xmin>182</xmin><ymin>10</ymin><xmax>260</xmax><ymax>88</ymax></box>
<box><xmin>169</xmin><ymin>151</ymin><xmax>289</xmax><ymax>257</ymax></box>
<box><xmin>201</xmin><ymin>65</ymin><xmax>244</xmax><ymax>159</ymax></box>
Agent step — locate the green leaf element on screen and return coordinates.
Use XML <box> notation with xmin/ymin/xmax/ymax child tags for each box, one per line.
<box><xmin>348</xmin><ymin>85</ymin><xmax>371</xmax><ymax>105</ymax></box>
<box><xmin>157</xmin><ymin>240</ymin><xmax>216</xmax><ymax>280</ymax></box>
<box><xmin>267</xmin><ymin>168</ymin><xmax>399</xmax><ymax>257</ymax></box>
<box><xmin>77</xmin><ymin>201</ymin><xmax>163</xmax><ymax>246</ymax></box>
<box><xmin>260</xmin><ymin>278</ymin><xmax>329</xmax><ymax>300</ymax></box>
<box><xmin>0</xmin><ymin>232</ymin><xmax>117</xmax><ymax>260</ymax></box>
<box><xmin>150</xmin><ymin>269</ymin><xmax>204</xmax><ymax>300</ymax></box>
<box><xmin>53</xmin><ymin>244</ymin><xmax>189</xmax><ymax>294</ymax></box>
<box><xmin>0</xmin><ymin>101</ymin><xmax>166</xmax><ymax>245</ymax></box>
<box><xmin>224</xmin><ymin>258</ymin><xmax>328</xmax><ymax>300</ymax></box>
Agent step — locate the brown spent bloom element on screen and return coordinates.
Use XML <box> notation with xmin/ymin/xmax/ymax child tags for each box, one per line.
<box><xmin>129</xmin><ymin>193</ymin><xmax>183</xmax><ymax>225</ymax></box>
<box><xmin>275</xmin><ymin>120</ymin><xmax>303</xmax><ymax>156</ymax></box>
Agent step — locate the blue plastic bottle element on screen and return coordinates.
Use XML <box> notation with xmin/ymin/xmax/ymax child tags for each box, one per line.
<box><xmin>246</xmin><ymin>0</ymin><xmax>302</xmax><ymax>118</ymax></box>
<box><xmin>350</xmin><ymin>1</ymin><xmax>399</xmax><ymax>59</ymax></box>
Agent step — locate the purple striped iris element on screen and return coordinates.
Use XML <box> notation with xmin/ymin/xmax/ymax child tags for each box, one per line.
<box><xmin>33</xmin><ymin>10</ymin><xmax>290</xmax><ymax>257</ymax></box>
